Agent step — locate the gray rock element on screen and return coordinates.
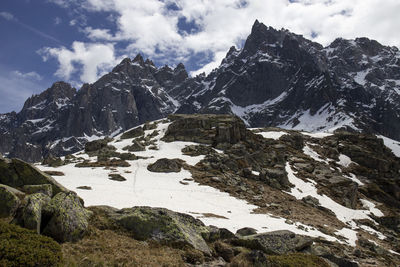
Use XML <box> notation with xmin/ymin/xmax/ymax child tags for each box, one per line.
<box><xmin>233</xmin><ymin>230</ymin><xmax>314</xmax><ymax>255</ymax></box>
<box><xmin>20</xmin><ymin>193</ymin><xmax>51</xmax><ymax>233</ymax></box>
<box><xmin>42</xmin><ymin>191</ymin><xmax>92</xmax><ymax>242</ymax></box>
<box><xmin>123</xmin><ymin>140</ymin><xmax>145</xmax><ymax>152</ymax></box>
<box><xmin>98</xmin><ymin>206</ymin><xmax>211</xmax><ymax>255</ymax></box>
<box><xmin>0</xmin><ymin>184</ymin><xmax>23</xmax><ymax>218</ymax></box>
<box><xmin>22</xmin><ymin>184</ymin><xmax>52</xmax><ymax>197</ymax></box>
<box><xmin>0</xmin><ymin>158</ymin><xmax>68</xmax><ymax>195</ymax></box>
<box><xmin>120</xmin><ymin>126</ymin><xmax>145</xmax><ymax>139</ymax></box>
<box><xmin>236</xmin><ymin>227</ymin><xmax>258</xmax><ymax>236</ymax></box>
<box><xmin>147</xmin><ymin>158</ymin><xmax>183</xmax><ymax>173</ymax></box>
<box><xmin>302</xmin><ymin>195</ymin><xmax>320</xmax><ymax>207</ymax></box>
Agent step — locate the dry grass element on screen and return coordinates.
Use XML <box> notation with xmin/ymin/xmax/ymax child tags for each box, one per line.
<box><xmin>61</xmin><ymin>227</ymin><xmax>186</xmax><ymax>267</ymax></box>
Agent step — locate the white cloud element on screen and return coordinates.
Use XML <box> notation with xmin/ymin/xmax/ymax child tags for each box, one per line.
<box><xmin>0</xmin><ymin>66</ymin><xmax>47</xmax><ymax>113</ymax></box>
<box><xmin>39</xmin><ymin>41</ymin><xmax>118</xmax><ymax>83</ymax></box>
<box><xmin>45</xmin><ymin>0</ymin><xmax>400</xmax><ymax>77</ymax></box>
<box><xmin>0</xmin><ymin>11</ymin><xmax>14</xmax><ymax>21</ymax></box>
<box><xmin>12</xmin><ymin>70</ymin><xmax>43</xmax><ymax>81</ymax></box>
<box><xmin>54</xmin><ymin>17</ymin><xmax>62</xmax><ymax>25</ymax></box>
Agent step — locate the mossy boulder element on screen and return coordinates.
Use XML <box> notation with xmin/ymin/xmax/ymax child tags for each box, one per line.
<box><xmin>120</xmin><ymin>126</ymin><xmax>145</xmax><ymax>139</ymax></box>
<box><xmin>147</xmin><ymin>158</ymin><xmax>183</xmax><ymax>173</ymax></box>
<box><xmin>99</xmin><ymin>206</ymin><xmax>211</xmax><ymax>254</ymax></box>
<box><xmin>233</xmin><ymin>230</ymin><xmax>314</xmax><ymax>255</ymax></box>
<box><xmin>42</xmin><ymin>192</ymin><xmax>92</xmax><ymax>242</ymax></box>
<box><xmin>16</xmin><ymin>193</ymin><xmax>51</xmax><ymax>233</ymax></box>
<box><xmin>0</xmin><ymin>158</ymin><xmax>68</xmax><ymax>195</ymax></box>
<box><xmin>22</xmin><ymin>184</ymin><xmax>52</xmax><ymax>197</ymax></box>
<box><xmin>0</xmin><ymin>220</ymin><xmax>62</xmax><ymax>267</ymax></box>
<box><xmin>0</xmin><ymin>185</ymin><xmax>23</xmax><ymax>218</ymax></box>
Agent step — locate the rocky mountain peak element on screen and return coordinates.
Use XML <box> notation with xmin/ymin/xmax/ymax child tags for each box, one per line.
<box><xmin>243</xmin><ymin>21</ymin><xmax>283</xmax><ymax>53</ymax></box>
<box><xmin>21</xmin><ymin>81</ymin><xmax>75</xmax><ymax>112</ymax></box>
<box><xmin>133</xmin><ymin>53</ymin><xmax>145</xmax><ymax>66</ymax></box>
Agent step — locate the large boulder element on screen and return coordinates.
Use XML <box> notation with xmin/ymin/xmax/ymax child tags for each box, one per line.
<box><xmin>22</xmin><ymin>184</ymin><xmax>52</xmax><ymax>197</ymax></box>
<box><xmin>99</xmin><ymin>206</ymin><xmax>211</xmax><ymax>254</ymax></box>
<box><xmin>147</xmin><ymin>158</ymin><xmax>183</xmax><ymax>173</ymax></box>
<box><xmin>0</xmin><ymin>158</ymin><xmax>68</xmax><ymax>195</ymax></box>
<box><xmin>233</xmin><ymin>230</ymin><xmax>314</xmax><ymax>255</ymax></box>
<box><xmin>17</xmin><ymin>193</ymin><xmax>51</xmax><ymax>233</ymax></box>
<box><xmin>120</xmin><ymin>126</ymin><xmax>145</xmax><ymax>139</ymax></box>
<box><xmin>42</xmin><ymin>192</ymin><xmax>92</xmax><ymax>242</ymax></box>
<box><xmin>84</xmin><ymin>138</ymin><xmax>113</xmax><ymax>152</ymax></box>
<box><xmin>0</xmin><ymin>184</ymin><xmax>24</xmax><ymax>218</ymax></box>
<box><xmin>163</xmin><ymin>114</ymin><xmax>248</xmax><ymax>145</ymax></box>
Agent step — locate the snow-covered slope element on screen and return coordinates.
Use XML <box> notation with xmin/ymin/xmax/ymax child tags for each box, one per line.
<box><xmin>36</xmin><ymin>115</ymin><xmax>400</xmax><ymax>257</ymax></box>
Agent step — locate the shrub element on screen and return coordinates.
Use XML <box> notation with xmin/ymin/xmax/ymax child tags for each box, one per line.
<box><xmin>0</xmin><ymin>220</ymin><xmax>62</xmax><ymax>267</ymax></box>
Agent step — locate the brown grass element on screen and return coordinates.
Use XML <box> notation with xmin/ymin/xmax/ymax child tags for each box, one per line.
<box><xmin>61</xmin><ymin>227</ymin><xmax>186</xmax><ymax>267</ymax></box>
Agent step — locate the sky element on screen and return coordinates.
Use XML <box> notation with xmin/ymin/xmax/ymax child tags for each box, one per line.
<box><xmin>1</xmin><ymin>0</ymin><xmax>400</xmax><ymax>113</ymax></box>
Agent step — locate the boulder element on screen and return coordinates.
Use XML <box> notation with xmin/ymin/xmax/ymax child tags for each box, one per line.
<box><xmin>236</xmin><ymin>227</ymin><xmax>258</xmax><ymax>236</ymax></box>
<box><xmin>0</xmin><ymin>184</ymin><xmax>23</xmax><ymax>218</ymax></box>
<box><xmin>22</xmin><ymin>184</ymin><xmax>52</xmax><ymax>197</ymax></box>
<box><xmin>147</xmin><ymin>158</ymin><xmax>183</xmax><ymax>173</ymax></box>
<box><xmin>259</xmin><ymin>168</ymin><xmax>290</xmax><ymax>189</ymax></box>
<box><xmin>42</xmin><ymin>192</ymin><xmax>92</xmax><ymax>242</ymax></box>
<box><xmin>100</xmin><ymin>206</ymin><xmax>211</xmax><ymax>254</ymax></box>
<box><xmin>0</xmin><ymin>158</ymin><xmax>68</xmax><ymax>195</ymax></box>
<box><xmin>123</xmin><ymin>140</ymin><xmax>145</xmax><ymax>152</ymax></box>
<box><xmin>18</xmin><ymin>193</ymin><xmax>51</xmax><ymax>233</ymax></box>
<box><xmin>233</xmin><ymin>230</ymin><xmax>314</xmax><ymax>255</ymax></box>
<box><xmin>108</xmin><ymin>174</ymin><xmax>127</xmax><ymax>181</ymax></box>
<box><xmin>280</xmin><ymin>133</ymin><xmax>304</xmax><ymax>150</ymax></box>
<box><xmin>120</xmin><ymin>126</ymin><xmax>145</xmax><ymax>139</ymax></box>
<box><xmin>163</xmin><ymin>114</ymin><xmax>248</xmax><ymax>145</ymax></box>
<box><xmin>42</xmin><ymin>155</ymin><xmax>64</xmax><ymax>167</ymax></box>
<box><xmin>84</xmin><ymin>137</ymin><xmax>113</xmax><ymax>152</ymax></box>
<box><xmin>182</xmin><ymin>145</ymin><xmax>215</xmax><ymax>156</ymax></box>
<box><xmin>302</xmin><ymin>195</ymin><xmax>320</xmax><ymax>207</ymax></box>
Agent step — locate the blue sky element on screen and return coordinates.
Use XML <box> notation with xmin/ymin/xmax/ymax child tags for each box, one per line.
<box><xmin>1</xmin><ymin>0</ymin><xmax>399</xmax><ymax>113</ymax></box>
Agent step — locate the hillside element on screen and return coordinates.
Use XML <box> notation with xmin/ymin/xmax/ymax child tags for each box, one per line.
<box><xmin>25</xmin><ymin>114</ymin><xmax>400</xmax><ymax>266</ymax></box>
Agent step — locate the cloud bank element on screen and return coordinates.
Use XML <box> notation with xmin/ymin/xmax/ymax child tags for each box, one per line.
<box><xmin>43</xmin><ymin>0</ymin><xmax>400</xmax><ymax>83</ymax></box>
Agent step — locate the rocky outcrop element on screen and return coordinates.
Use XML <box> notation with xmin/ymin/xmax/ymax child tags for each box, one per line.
<box><xmin>42</xmin><ymin>192</ymin><xmax>92</xmax><ymax>242</ymax></box>
<box><xmin>97</xmin><ymin>206</ymin><xmax>211</xmax><ymax>254</ymax></box>
<box><xmin>233</xmin><ymin>230</ymin><xmax>314</xmax><ymax>255</ymax></box>
<box><xmin>163</xmin><ymin>114</ymin><xmax>248</xmax><ymax>146</ymax></box>
<box><xmin>0</xmin><ymin>184</ymin><xmax>23</xmax><ymax>218</ymax></box>
<box><xmin>18</xmin><ymin>193</ymin><xmax>51</xmax><ymax>233</ymax></box>
<box><xmin>0</xmin><ymin>158</ymin><xmax>67</xmax><ymax>195</ymax></box>
<box><xmin>147</xmin><ymin>158</ymin><xmax>183</xmax><ymax>173</ymax></box>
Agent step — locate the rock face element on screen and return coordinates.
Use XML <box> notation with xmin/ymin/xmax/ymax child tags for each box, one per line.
<box><xmin>98</xmin><ymin>206</ymin><xmax>211</xmax><ymax>254</ymax></box>
<box><xmin>163</xmin><ymin>114</ymin><xmax>248</xmax><ymax>145</ymax></box>
<box><xmin>42</xmin><ymin>192</ymin><xmax>92</xmax><ymax>242</ymax></box>
<box><xmin>0</xmin><ymin>184</ymin><xmax>23</xmax><ymax>218</ymax></box>
<box><xmin>1</xmin><ymin>21</ymin><xmax>400</xmax><ymax>161</ymax></box>
<box><xmin>19</xmin><ymin>193</ymin><xmax>51</xmax><ymax>233</ymax></box>
<box><xmin>0</xmin><ymin>158</ymin><xmax>67</xmax><ymax>195</ymax></box>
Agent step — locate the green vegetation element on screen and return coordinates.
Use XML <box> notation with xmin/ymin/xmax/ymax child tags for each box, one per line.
<box><xmin>0</xmin><ymin>220</ymin><xmax>62</xmax><ymax>267</ymax></box>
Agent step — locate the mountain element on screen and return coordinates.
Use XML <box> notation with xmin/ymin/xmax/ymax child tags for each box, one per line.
<box><xmin>1</xmin><ymin>20</ymin><xmax>400</xmax><ymax>162</ymax></box>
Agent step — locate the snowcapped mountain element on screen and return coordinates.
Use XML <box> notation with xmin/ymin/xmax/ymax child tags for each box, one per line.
<box><xmin>1</xmin><ymin>20</ymin><xmax>400</xmax><ymax>162</ymax></box>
